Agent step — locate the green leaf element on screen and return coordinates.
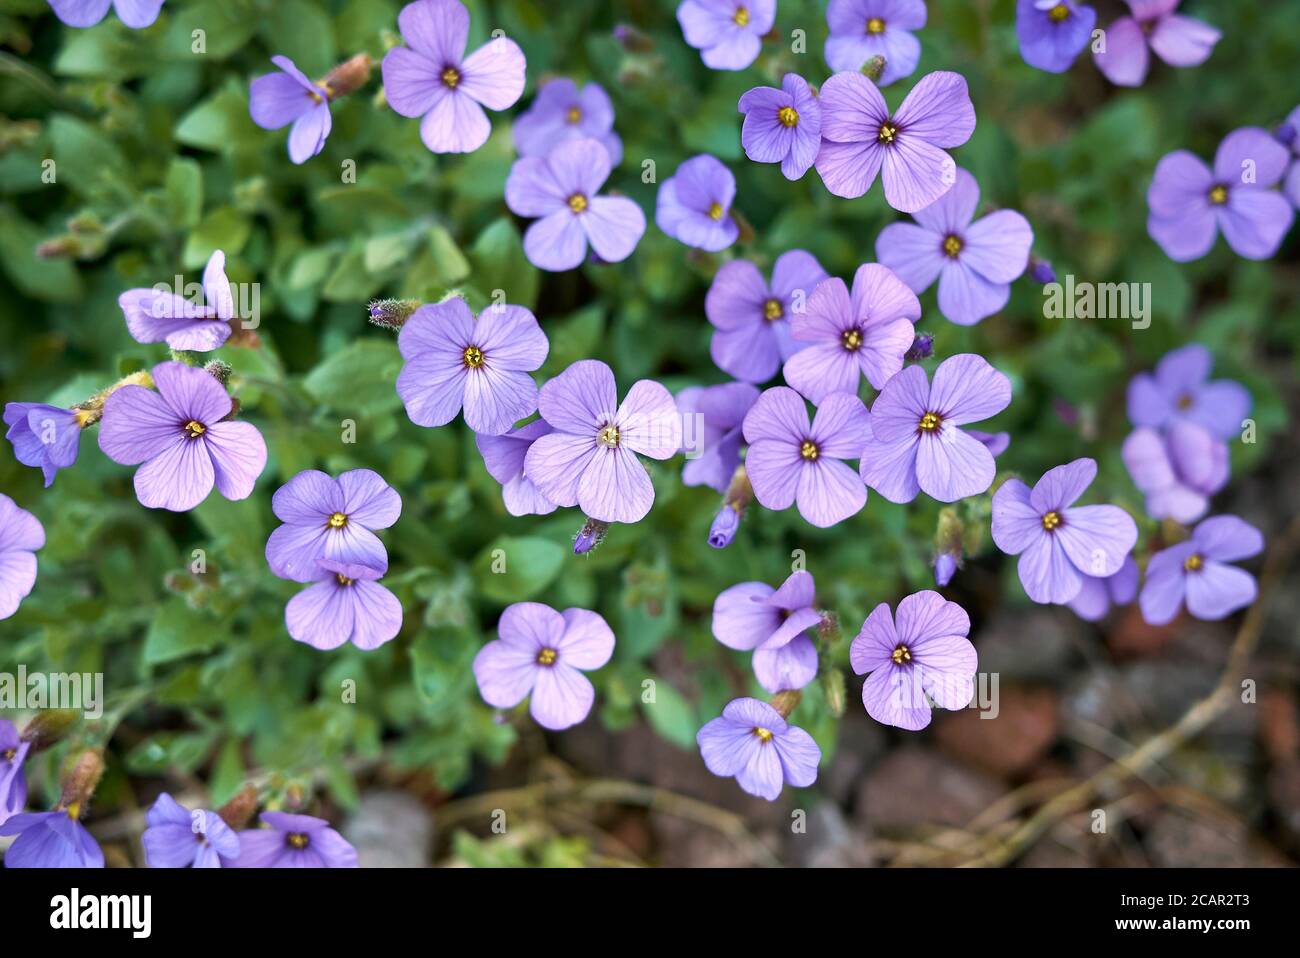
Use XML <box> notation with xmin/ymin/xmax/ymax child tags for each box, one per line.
<box><xmin>142</xmin><ymin>600</ymin><xmax>218</xmax><ymax>665</ymax></box>
<box><xmin>183</xmin><ymin>206</ymin><xmax>251</xmax><ymax>268</ymax></box>
<box><xmin>48</xmin><ymin>114</ymin><xmax>127</xmax><ymax>197</ymax></box>
<box><xmin>175</xmin><ymin>86</ymin><xmax>260</xmax><ymax>152</ymax></box>
<box><xmin>469</xmin><ymin>218</ymin><xmax>539</xmax><ymax>309</ymax></box>
<box><xmin>164</xmin><ymin>157</ymin><xmax>204</xmax><ymax>229</ymax></box>
<box><xmin>640</xmin><ymin>678</ymin><xmax>698</xmax><ymax>750</ymax></box>
<box><xmin>302</xmin><ymin>338</ymin><xmax>404</xmax><ymax>414</ymax></box>
<box><xmin>473</xmin><ymin>536</ymin><xmax>566</xmax><ymax>602</ymax></box>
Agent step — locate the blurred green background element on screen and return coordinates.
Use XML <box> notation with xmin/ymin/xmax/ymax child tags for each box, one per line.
<box><xmin>1</xmin><ymin>0</ymin><xmax>1297</xmax><ymax>866</ymax></box>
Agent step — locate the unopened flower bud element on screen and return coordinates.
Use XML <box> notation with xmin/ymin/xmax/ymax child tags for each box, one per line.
<box><xmin>1029</xmin><ymin>257</ymin><xmax>1056</xmax><ymax>285</ymax></box>
<box><xmin>905</xmin><ymin>332</ymin><xmax>934</xmax><ymax>361</ymax></box>
<box><xmin>861</xmin><ymin>55</ymin><xmax>887</xmax><ymax>82</ymax></box>
<box><xmin>574</xmin><ymin>517</ymin><xmax>610</xmax><ymax>555</ymax></box>
<box><xmin>203</xmin><ymin>359</ymin><xmax>233</xmax><ymax>385</ymax></box>
<box><xmin>367</xmin><ymin>298</ymin><xmax>421</xmax><ymax>330</ymax></box>
<box><xmin>58</xmin><ymin>748</ymin><xmax>104</xmax><ymax>813</ymax></box>
<box><xmin>21</xmin><ymin>709</ymin><xmax>79</xmax><ymax>751</ymax></box>
<box><xmin>613</xmin><ymin>23</ymin><xmax>654</xmax><ymax>52</ymax></box>
<box><xmin>217</xmin><ymin>784</ymin><xmax>259</xmax><ymax>830</ymax></box>
<box><xmin>934</xmin><ymin>552</ymin><xmax>958</xmax><ymax>587</ymax></box>
<box><xmin>1275</xmin><ymin>122</ymin><xmax>1296</xmax><ymax>147</ymax></box>
<box><xmin>770</xmin><ymin>689</ymin><xmax>802</xmax><ymax>718</ymax></box>
<box><xmin>822</xmin><ymin>669</ymin><xmax>846</xmax><ymax>717</ymax></box>
<box><xmin>321</xmin><ymin>53</ymin><xmax>374</xmax><ymax>100</ymax></box>
<box><xmin>708</xmin><ymin>504</ymin><xmax>741</xmax><ymax>549</ymax></box>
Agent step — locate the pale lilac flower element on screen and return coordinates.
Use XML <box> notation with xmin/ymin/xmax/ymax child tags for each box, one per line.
<box><xmin>382</xmin><ymin>0</ymin><xmax>526</xmax><ymax>154</ymax></box>
<box><xmin>815</xmin><ymin>70</ymin><xmax>975</xmax><ymax>212</ymax></box>
<box><xmin>824</xmin><ymin>0</ymin><xmax>927</xmax><ymax>85</ymax></box>
<box><xmin>1140</xmin><ymin>515</ymin><xmax>1262</xmax><ymax>625</ymax></box>
<box><xmin>505</xmin><ymin>138</ymin><xmax>645</xmax><ymax>271</ymax></box>
<box><xmin>286</xmin><ymin>560</ymin><xmax>403</xmax><ymax>651</ymax></box>
<box><xmin>0</xmin><ymin>810</ymin><xmax>103</xmax><ymax>868</ymax></box>
<box><xmin>1068</xmin><ymin>555</ymin><xmax>1139</xmax><ymax>622</ymax></box>
<box><xmin>473</xmin><ymin>602</ymin><xmax>615</xmax><ymax>730</ymax></box>
<box><xmin>655</xmin><ymin>154</ymin><xmax>739</xmax><ymax>251</ymax></box>
<box><xmin>1122</xmin><ymin>423</ymin><xmax>1227</xmax><ymax>524</ymax></box>
<box><xmin>991</xmin><ymin>458</ymin><xmax>1139</xmax><ymax>604</ymax></box>
<box><xmin>1016</xmin><ymin>0</ymin><xmax>1096</xmax><ymax>73</ymax></box>
<box><xmin>118</xmin><ymin>250</ymin><xmax>235</xmax><ymax>352</ymax></box>
<box><xmin>676</xmin><ymin>382</ymin><xmax>760</xmax><ymax>494</ymax></box>
<box><xmin>249</xmin><ymin>56</ymin><xmax>332</xmax><ymax>165</ymax></box>
<box><xmin>876</xmin><ymin>168</ymin><xmax>1033</xmax><ymax>326</ymax></box>
<box><xmin>713</xmin><ymin>571</ymin><xmax>822</xmax><ymax>693</ymax></box>
<box><xmin>1282</xmin><ymin>105</ymin><xmax>1300</xmax><ymax>209</ymax></box>
<box><xmin>697</xmin><ymin>697</ymin><xmax>821</xmax><ymax>801</ymax></box>
<box><xmin>850</xmin><ymin>590</ymin><xmax>976</xmax><ymax>730</ymax></box>
<box><xmin>47</xmin><ymin>0</ymin><xmax>163</xmax><ymax>29</ymax></box>
<box><xmin>4</xmin><ymin>403</ymin><xmax>80</xmax><ymax>487</ymax></box>
<box><xmin>1094</xmin><ymin>0</ymin><xmax>1220</xmax><ymax>87</ymax></box>
<box><xmin>677</xmin><ymin>0</ymin><xmax>775</xmax><ymax>71</ymax></box>
<box><xmin>1125</xmin><ymin>343</ymin><xmax>1251</xmax><ymax>440</ymax></box>
<box><xmin>525</xmin><ymin>360</ymin><xmax>681</xmax><ymax>524</ymax></box>
<box><xmin>705</xmin><ymin>251</ymin><xmax>829</xmax><ymax>383</ymax></box>
<box><xmin>783</xmin><ymin>263</ymin><xmax>919</xmax><ymax>402</ymax></box>
<box><xmin>265</xmin><ymin>469</ymin><xmax>400</xmax><ymax>582</ymax></box>
<box><xmin>230</xmin><ymin>812</ymin><xmax>358</xmax><ymax>868</ymax></box>
<box><xmin>142</xmin><ymin>793</ymin><xmax>239</xmax><ymax>868</ymax></box>
<box><xmin>0</xmin><ymin>495</ymin><xmax>42</xmax><ymax>622</ymax></box>
<box><xmin>969</xmin><ymin>430</ymin><xmax>1010</xmax><ymax>457</ymax></box>
<box><xmin>476</xmin><ymin>420</ymin><xmax>557</xmax><ymax>516</ymax></box>
<box><xmin>98</xmin><ymin>362</ymin><xmax>267</xmax><ymax>513</ymax></box>
<box><xmin>738</xmin><ymin>74</ymin><xmax>822</xmax><ymax>180</ymax></box>
<box><xmin>859</xmin><ymin>354</ymin><xmax>1011</xmax><ymax>503</ymax></box>
<box><xmin>1</xmin><ymin>720</ymin><xmax>30</xmax><ymax>825</ymax></box>
<box><xmin>742</xmin><ymin>387</ymin><xmax>869</xmax><ymax>528</ymax></box>
<box><xmin>512</xmin><ymin>77</ymin><xmax>622</xmax><ymax>166</ymax></box>
<box><xmin>396</xmin><ymin>297</ymin><xmax>548</xmax><ymax>436</ymax></box>
<box><xmin>1147</xmin><ymin>128</ymin><xmax>1294</xmax><ymax>262</ymax></box>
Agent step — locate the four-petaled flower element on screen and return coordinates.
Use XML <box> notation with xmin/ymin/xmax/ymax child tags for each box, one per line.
<box><xmin>0</xmin><ymin>719</ymin><xmax>30</xmax><ymax>825</ymax></box>
<box><xmin>48</xmin><ymin>0</ymin><xmax>164</xmax><ymax>29</ymax></box>
<box><xmin>0</xmin><ymin>809</ymin><xmax>104</xmax><ymax>868</ymax></box>
<box><xmin>265</xmin><ymin>468</ymin><xmax>401</xmax><ymax>582</ymax></box>
<box><xmin>286</xmin><ymin>560</ymin><xmax>404</xmax><ymax>651</ymax></box>
<box><xmin>696</xmin><ymin>697</ymin><xmax>821</xmax><ymax>801</ymax></box>
<box><xmin>1125</xmin><ymin>343</ymin><xmax>1251</xmax><ymax>440</ymax></box>
<box><xmin>512</xmin><ymin>77</ymin><xmax>623</xmax><ymax>166</ymax></box>
<box><xmin>1015</xmin><ymin>0</ymin><xmax>1097</xmax><ymax>74</ymax></box>
<box><xmin>676</xmin><ymin>382</ymin><xmax>760</xmax><ymax>494</ymax></box>
<box><xmin>1068</xmin><ymin>555</ymin><xmax>1140</xmax><ymax>622</ymax></box>
<box><xmin>1122</xmin><ymin>422</ymin><xmax>1228</xmax><ymax>524</ymax></box>
<box><xmin>118</xmin><ymin>250</ymin><xmax>236</xmax><ymax>352</ymax></box>
<box><xmin>475</xmin><ymin>420</ymin><xmax>558</xmax><ymax>516</ymax></box>
<box><xmin>229</xmin><ymin>811</ymin><xmax>358</xmax><ymax>868</ymax></box>
<box><xmin>0</xmin><ymin>495</ymin><xmax>42</xmax><ymax>623</ymax></box>
<box><xmin>142</xmin><ymin>793</ymin><xmax>240</xmax><ymax>868</ymax></box>
<box><xmin>249</xmin><ymin>56</ymin><xmax>333</xmax><ymax>165</ymax></box>
<box><xmin>737</xmin><ymin>74</ymin><xmax>823</xmax><ymax>181</ymax></box>
<box><xmin>1094</xmin><ymin>0</ymin><xmax>1220</xmax><ymax>88</ymax></box>
<box><xmin>824</xmin><ymin>0</ymin><xmax>928</xmax><ymax>86</ymax></box>
<box><xmin>712</xmin><ymin>570</ymin><xmax>822</xmax><ymax>694</ymax></box>
<box><xmin>4</xmin><ymin>403</ymin><xmax>80</xmax><ymax>488</ymax></box>
<box><xmin>676</xmin><ymin>0</ymin><xmax>775</xmax><ymax>71</ymax></box>
<box><xmin>655</xmin><ymin>154</ymin><xmax>740</xmax><ymax>252</ymax></box>
<box><xmin>1139</xmin><ymin>515</ymin><xmax>1263</xmax><ymax>626</ymax></box>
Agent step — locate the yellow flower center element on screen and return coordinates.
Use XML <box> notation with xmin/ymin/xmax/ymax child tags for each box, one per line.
<box><xmin>777</xmin><ymin>105</ymin><xmax>799</xmax><ymax>127</ymax></box>
<box><xmin>1177</xmin><ymin>393</ymin><xmax>1194</xmax><ymax>410</ymax></box>
<box><xmin>708</xmin><ymin>201</ymin><xmax>725</xmax><ymax>220</ymax></box>
<box><xmin>800</xmin><ymin>439</ymin><xmax>819</xmax><ymax>460</ymax></box>
<box><xmin>842</xmin><ymin>328</ymin><xmax>863</xmax><ymax>351</ymax></box>
<box><xmin>599</xmin><ymin>424</ymin><xmax>621</xmax><ymax>448</ymax></box>
<box><xmin>752</xmin><ymin>726</ymin><xmax>773</xmax><ymax>742</ymax></box>
<box><xmin>763</xmin><ymin>298</ymin><xmax>784</xmax><ymax>321</ymax></box>
<box><xmin>327</xmin><ymin>511</ymin><xmax>348</xmax><ymax>528</ymax></box>
<box><xmin>1048</xmin><ymin>3</ymin><xmax>1070</xmax><ymax>22</ymax></box>
<box><xmin>566</xmin><ymin>106</ymin><xmax>582</xmax><ymax>125</ymax></box>
<box><xmin>891</xmin><ymin>644</ymin><xmax>912</xmax><ymax>664</ymax></box>
<box><xmin>1042</xmin><ymin>510</ymin><xmax>1062</xmax><ymax>531</ymax></box>
<box><xmin>441</xmin><ymin>66</ymin><xmax>460</xmax><ymax>88</ymax></box>
<box><xmin>733</xmin><ymin>6</ymin><xmax>749</xmax><ymax>26</ymax></box>
<box><xmin>918</xmin><ymin>411</ymin><xmax>941</xmax><ymax>432</ymax></box>
<box><xmin>183</xmin><ymin>420</ymin><xmax>206</xmax><ymax>439</ymax></box>
<box><xmin>537</xmin><ymin>647</ymin><xmax>558</xmax><ymax>666</ymax></box>
<box><xmin>568</xmin><ymin>193</ymin><xmax>588</xmax><ymax>214</ymax></box>
<box><xmin>866</xmin><ymin>17</ymin><xmax>886</xmax><ymax>34</ymax></box>
<box><xmin>1184</xmin><ymin>553</ymin><xmax>1203</xmax><ymax>571</ymax></box>
<box><xmin>943</xmin><ymin>234</ymin><xmax>964</xmax><ymax>258</ymax></box>
<box><xmin>877</xmin><ymin>122</ymin><xmax>898</xmax><ymax>144</ymax></box>
<box><xmin>1208</xmin><ymin>184</ymin><xmax>1228</xmax><ymax>205</ymax></box>
<box><xmin>335</xmin><ymin>572</ymin><xmax>353</xmax><ymax>586</ymax></box>
<box><xmin>463</xmin><ymin>345</ymin><xmax>485</xmax><ymax>368</ymax></box>
<box><xmin>286</xmin><ymin>832</ymin><xmax>310</xmax><ymax>850</ymax></box>
<box><xmin>1</xmin><ymin>748</ymin><xmax>14</xmax><ymax>762</ymax></box>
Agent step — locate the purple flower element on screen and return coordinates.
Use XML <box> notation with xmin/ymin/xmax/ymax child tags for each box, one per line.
<box><xmin>229</xmin><ymin>811</ymin><xmax>358</xmax><ymax>868</ymax></box>
<box><xmin>265</xmin><ymin>469</ymin><xmax>401</xmax><ymax>582</ymax></box>
<box><xmin>677</xmin><ymin>382</ymin><xmax>761</xmax><ymax>494</ymax></box>
<box><xmin>0</xmin><ymin>494</ymin><xmax>44</xmax><ymax>622</ymax></box>
<box><xmin>4</xmin><ymin>403</ymin><xmax>80</xmax><ymax>487</ymax></box>
<box><xmin>396</xmin><ymin>297</ymin><xmax>548</xmax><ymax>436</ymax></box>
<box><xmin>713</xmin><ymin>571</ymin><xmax>821</xmax><ymax>694</ymax></box>
<box><xmin>1068</xmin><ymin>555</ymin><xmax>1139</xmax><ymax>622</ymax></box>
<box><xmin>655</xmin><ymin>154</ymin><xmax>739</xmax><ymax>251</ymax></box>
<box><xmin>525</xmin><ymin>360</ymin><xmax>681</xmax><ymax>524</ymax></box>
<box><xmin>286</xmin><ymin>560</ymin><xmax>403</xmax><ymax>651</ymax></box>
<box><xmin>47</xmin><ymin>0</ymin><xmax>164</xmax><ymax>29</ymax></box>
<box><xmin>705</xmin><ymin>251</ymin><xmax>829</xmax><ymax>383</ymax></box>
<box><xmin>738</xmin><ymin>74</ymin><xmax>822</xmax><ymax>180</ymax></box>
<box><xmin>783</xmin><ymin>263</ymin><xmax>919</xmax><ymax>402</ymax></box>
<box><xmin>824</xmin><ymin>0</ymin><xmax>927</xmax><ymax>85</ymax></box>
<box><xmin>505</xmin><ymin>138</ymin><xmax>646</xmax><ymax>272</ymax></box>
<box><xmin>876</xmin><ymin>168</ymin><xmax>1033</xmax><ymax>326</ymax></box>
<box><xmin>991</xmin><ymin>458</ymin><xmax>1139</xmax><ymax>605</ymax></box>
<box><xmin>1284</xmin><ymin>105</ymin><xmax>1300</xmax><ymax>209</ymax></box>
<box><xmin>850</xmin><ymin>590</ymin><xmax>976</xmax><ymax>730</ymax></box>
<box><xmin>142</xmin><ymin>793</ymin><xmax>239</xmax><ymax>868</ymax></box>
<box><xmin>1147</xmin><ymin>128</ymin><xmax>1295</xmax><ymax>262</ymax></box>
<box><xmin>933</xmin><ymin>552</ymin><xmax>957</xmax><ymax>586</ymax></box>
<box><xmin>676</xmin><ymin>0</ymin><xmax>775</xmax><ymax>71</ymax></box>
<box><xmin>98</xmin><ymin>362</ymin><xmax>267</xmax><ymax>513</ymax></box>
<box><xmin>476</xmin><ymin>420</ymin><xmax>558</xmax><ymax>516</ymax></box>
<box><xmin>118</xmin><ymin>249</ymin><xmax>235</xmax><ymax>352</ymax></box>
<box><xmin>859</xmin><ymin>354</ymin><xmax>1011</xmax><ymax>503</ymax></box>
<box><xmin>815</xmin><ymin>70</ymin><xmax>975</xmax><ymax>212</ymax></box>
<box><xmin>1094</xmin><ymin>0</ymin><xmax>1220</xmax><ymax>87</ymax></box>
<box><xmin>0</xmin><ymin>810</ymin><xmax>103</xmax><ymax>868</ymax></box>
<box><xmin>382</xmin><ymin>0</ymin><xmax>526</xmax><ymax>154</ymax></box>
<box><xmin>473</xmin><ymin>602</ymin><xmax>615</xmax><ymax>730</ymax></box>
<box><xmin>742</xmin><ymin>387</ymin><xmax>869</xmax><ymax>528</ymax></box>
<box><xmin>1</xmin><ymin>721</ymin><xmax>30</xmax><ymax>825</ymax></box>
<box><xmin>1122</xmin><ymin>423</ymin><xmax>1227</xmax><ymax>524</ymax></box>
<box><xmin>697</xmin><ymin>697</ymin><xmax>821</xmax><ymax>801</ymax></box>
<box><xmin>249</xmin><ymin>56</ymin><xmax>332</xmax><ymax>165</ymax></box>
<box><xmin>1029</xmin><ymin>258</ymin><xmax>1056</xmax><ymax>284</ymax></box>
<box><xmin>1140</xmin><ymin>516</ymin><xmax>1263</xmax><ymax>626</ymax></box>
<box><xmin>969</xmin><ymin>429</ymin><xmax>1011</xmax><ymax>457</ymax></box>
<box><xmin>512</xmin><ymin>77</ymin><xmax>623</xmax><ymax>166</ymax></box>
<box><xmin>1125</xmin><ymin>343</ymin><xmax>1251</xmax><ymax>440</ymax></box>
<box><xmin>1015</xmin><ymin>0</ymin><xmax>1096</xmax><ymax>73</ymax></box>
<box><xmin>709</xmin><ymin>504</ymin><xmax>742</xmax><ymax>548</ymax></box>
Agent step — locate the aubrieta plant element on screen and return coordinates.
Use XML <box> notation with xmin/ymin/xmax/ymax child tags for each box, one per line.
<box><xmin>2</xmin><ymin>0</ymin><xmax>1293</xmax><ymax>869</ymax></box>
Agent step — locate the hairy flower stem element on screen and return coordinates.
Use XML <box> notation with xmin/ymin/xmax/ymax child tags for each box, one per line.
<box><xmin>72</xmin><ymin>370</ymin><xmax>154</xmax><ymax>427</ymax></box>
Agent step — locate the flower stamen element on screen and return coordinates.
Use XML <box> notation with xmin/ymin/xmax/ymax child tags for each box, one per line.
<box><xmin>441</xmin><ymin>66</ymin><xmax>461</xmax><ymax>88</ymax></box>
<box><xmin>1208</xmin><ymin>184</ymin><xmax>1229</xmax><ymax>205</ymax></box>
<box><xmin>777</xmin><ymin>105</ymin><xmax>799</xmax><ymax>127</ymax></box>
<box><xmin>1184</xmin><ymin>553</ymin><xmax>1203</xmax><ymax>571</ymax></box>
<box><xmin>943</xmin><ymin>234</ymin><xmax>964</xmax><ymax>258</ymax></box>
<box><xmin>328</xmin><ymin>512</ymin><xmax>348</xmax><ymax>528</ymax></box>
<box><xmin>877</xmin><ymin>122</ymin><xmax>898</xmax><ymax>144</ymax></box>
<box><xmin>599</xmin><ymin>424</ymin><xmax>621</xmax><ymax>448</ymax></box>
<box><xmin>1041</xmin><ymin>510</ymin><xmax>1062</xmax><ymax>531</ymax></box>
<box><xmin>463</xmin><ymin>345</ymin><xmax>485</xmax><ymax>368</ymax></box>
<box><xmin>733</xmin><ymin>6</ymin><xmax>750</xmax><ymax>27</ymax></box>
<box><xmin>286</xmin><ymin>832</ymin><xmax>310</xmax><ymax>850</ymax></box>
<box><xmin>763</xmin><ymin>298</ymin><xmax>784</xmax><ymax>321</ymax></box>
<box><xmin>568</xmin><ymin>193</ymin><xmax>589</xmax><ymax>214</ymax></box>
<box><xmin>566</xmin><ymin>106</ymin><xmax>582</xmax><ymax>125</ymax></box>
<box><xmin>335</xmin><ymin>573</ymin><xmax>354</xmax><ymax>586</ymax></box>
<box><xmin>707</xmin><ymin>201</ymin><xmax>725</xmax><ymax>220</ymax></box>
<box><xmin>752</xmin><ymin>726</ymin><xmax>773</xmax><ymax>742</ymax></box>
<box><xmin>800</xmin><ymin>439</ymin><xmax>819</xmax><ymax>460</ymax></box>
<box><xmin>866</xmin><ymin>17</ymin><xmax>886</xmax><ymax>34</ymax></box>
<box><xmin>183</xmin><ymin>420</ymin><xmax>206</xmax><ymax>439</ymax></box>
<box><xmin>537</xmin><ymin>647</ymin><xmax>558</xmax><ymax>666</ymax></box>
<box><xmin>891</xmin><ymin>643</ymin><xmax>912</xmax><ymax>664</ymax></box>
<box><xmin>842</xmin><ymin>328</ymin><xmax>863</xmax><ymax>351</ymax></box>
<box><xmin>1048</xmin><ymin>3</ymin><xmax>1070</xmax><ymax>22</ymax></box>
<box><xmin>918</xmin><ymin>411</ymin><xmax>941</xmax><ymax>432</ymax></box>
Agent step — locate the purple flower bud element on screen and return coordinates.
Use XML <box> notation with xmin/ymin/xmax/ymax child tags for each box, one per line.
<box><xmin>613</xmin><ymin>23</ymin><xmax>653</xmax><ymax>52</ymax></box>
<box><xmin>574</xmin><ymin>517</ymin><xmax>609</xmax><ymax>555</ymax></box>
<box><xmin>367</xmin><ymin>298</ymin><xmax>420</xmax><ymax>330</ymax></box>
<box><xmin>904</xmin><ymin>332</ymin><xmax>934</xmax><ymax>362</ymax></box>
<box><xmin>1030</xmin><ymin>258</ymin><xmax>1056</xmax><ymax>284</ymax></box>
<box><xmin>933</xmin><ymin>552</ymin><xmax>958</xmax><ymax>587</ymax></box>
<box><xmin>1275</xmin><ymin>122</ymin><xmax>1296</xmax><ymax>147</ymax></box>
<box><xmin>708</xmin><ymin>504</ymin><xmax>741</xmax><ymax>549</ymax></box>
